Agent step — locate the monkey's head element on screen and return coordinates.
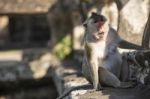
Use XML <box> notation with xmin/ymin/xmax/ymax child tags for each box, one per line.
<box><xmin>84</xmin><ymin>12</ymin><xmax>108</xmax><ymax>40</ymax></box>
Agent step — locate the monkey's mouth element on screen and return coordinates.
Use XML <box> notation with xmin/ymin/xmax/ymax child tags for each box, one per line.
<box><xmin>97</xmin><ymin>32</ymin><xmax>104</xmax><ymax>36</ymax></box>
<box><xmin>95</xmin><ymin>32</ymin><xmax>105</xmax><ymax>40</ymax></box>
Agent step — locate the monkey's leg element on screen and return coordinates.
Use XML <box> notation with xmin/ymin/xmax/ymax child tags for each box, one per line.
<box><xmin>88</xmin><ymin>61</ymin><xmax>102</xmax><ymax>90</ymax></box>
<box><xmin>85</xmin><ymin>46</ymin><xmax>102</xmax><ymax>90</ymax></box>
<box><xmin>98</xmin><ymin>67</ymin><xmax>134</xmax><ymax>88</ymax></box>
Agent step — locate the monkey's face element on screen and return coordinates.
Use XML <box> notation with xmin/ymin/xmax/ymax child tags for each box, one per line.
<box><xmin>84</xmin><ymin>12</ymin><xmax>107</xmax><ymax>40</ymax></box>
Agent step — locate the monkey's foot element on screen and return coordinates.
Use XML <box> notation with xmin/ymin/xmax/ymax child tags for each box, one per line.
<box><xmin>119</xmin><ymin>82</ymin><xmax>135</xmax><ymax>88</ymax></box>
<box><xmin>98</xmin><ymin>85</ymin><xmax>103</xmax><ymax>90</ymax></box>
<box><xmin>95</xmin><ymin>83</ymin><xmax>103</xmax><ymax>91</ymax></box>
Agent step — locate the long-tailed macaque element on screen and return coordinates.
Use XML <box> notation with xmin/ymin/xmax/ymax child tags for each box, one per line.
<box><xmin>57</xmin><ymin>12</ymin><xmax>142</xmax><ymax>99</ymax></box>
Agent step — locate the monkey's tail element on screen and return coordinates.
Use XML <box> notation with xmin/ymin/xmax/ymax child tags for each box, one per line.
<box><xmin>56</xmin><ymin>84</ymin><xmax>92</xmax><ymax>99</ymax></box>
<box><xmin>118</xmin><ymin>39</ymin><xmax>142</xmax><ymax>50</ymax></box>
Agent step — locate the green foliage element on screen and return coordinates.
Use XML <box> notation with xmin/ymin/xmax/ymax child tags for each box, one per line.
<box><xmin>54</xmin><ymin>35</ymin><xmax>72</xmax><ymax>60</ymax></box>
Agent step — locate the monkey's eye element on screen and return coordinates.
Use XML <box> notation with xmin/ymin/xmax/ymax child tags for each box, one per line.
<box><xmin>93</xmin><ymin>19</ymin><xmax>99</xmax><ymax>23</ymax></box>
<box><xmin>100</xmin><ymin>16</ymin><xmax>107</xmax><ymax>22</ymax></box>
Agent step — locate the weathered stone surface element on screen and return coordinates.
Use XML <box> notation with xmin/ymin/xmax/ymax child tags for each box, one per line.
<box><xmin>0</xmin><ymin>86</ymin><xmax>57</xmax><ymax>99</ymax></box>
<box><xmin>101</xmin><ymin>2</ymin><xmax>118</xmax><ymax>30</ymax></box>
<box><xmin>117</xmin><ymin>0</ymin><xmax>150</xmax><ymax>44</ymax></box>
<box><xmin>0</xmin><ymin>0</ymin><xmax>56</xmax><ymax>14</ymax></box>
<box><xmin>0</xmin><ymin>48</ymin><xmax>56</xmax><ymax>82</ymax></box>
<box><xmin>0</xmin><ymin>48</ymin><xmax>58</xmax><ymax>99</ymax></box>
<box><xmin>0</xmin><ymin>16</ymin><xmax>9</xmax><ymax>46</ymax></box>
<box><xmin>52</xmin><ymin>59</ymin><xmax>90</xmax><ymax>99</ymax></box>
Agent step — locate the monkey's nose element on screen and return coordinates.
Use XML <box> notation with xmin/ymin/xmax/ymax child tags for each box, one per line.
<box><xmin>100</xmin><ymin>15</ymin><xmax>107</xmax><ymax>22</ymax></box>
<box><xmin>101</xmin><ymin>16</ymin><xmax>107</xmax><ymax>22</ymax></box>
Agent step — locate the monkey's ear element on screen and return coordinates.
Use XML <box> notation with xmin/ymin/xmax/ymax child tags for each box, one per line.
<box><xmin>83</xmin><ymin>19</ymin><xmax>88</xmax><ymax>27</ymax></box>
<box><xmin>83</xmin><ymin>23</ymin><xmax>87</xmax><ymax>27</ymax></box>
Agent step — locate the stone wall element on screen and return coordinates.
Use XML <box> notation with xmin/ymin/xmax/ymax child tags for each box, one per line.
<box><xmin>117</xmin><ymin>0</ymin><xmax>150</xmax><ymax>45</ymax></box>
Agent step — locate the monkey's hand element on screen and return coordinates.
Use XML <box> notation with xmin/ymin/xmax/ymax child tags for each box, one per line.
<box><xmin>96</xmin><ymin>83</ymin><xmax>103</xmax><ymax>90</ymax></box>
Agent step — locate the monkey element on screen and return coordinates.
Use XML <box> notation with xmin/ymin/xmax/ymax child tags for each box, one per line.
<box><xmin>82</xmin><ymin>12</ymin><xmax>143</xmax><ymax>90</ymax></box>
<box><xmin>56</xmin><ymin>12</ymin><xmax>142</xmax><ymax>99</ymax></box>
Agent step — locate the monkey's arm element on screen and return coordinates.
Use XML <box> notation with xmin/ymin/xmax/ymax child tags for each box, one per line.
<box><xmin>85</xmin><ymin>44</ymin><xmax>101</xmax><ymax>90</ymax></box>
<box><xmin>118</xmin><ymin>40</ymin><xmax>142</xmax><ymax>50</ymax></box>
<box><xmin>110</xmin><ymin>27</ymin><xmax>142</xmax><ymax>50</ymax></box>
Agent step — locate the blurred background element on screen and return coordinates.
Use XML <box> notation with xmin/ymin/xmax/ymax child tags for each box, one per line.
<box><xmin>0</xmin><ymin>0</ymin><xmax>149</xmax><ymax>99</ymax></box>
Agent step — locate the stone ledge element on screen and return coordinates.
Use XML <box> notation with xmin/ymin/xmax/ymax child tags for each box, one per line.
<box><xmin>53</xmin><ymin>58</ymin><xmax>150</xmax><ymax>99</ymax></box>
<box><xmin>52</xmin><ymin>64</ymin><xmax>90</xmax><ymax>99</ymax></box>
<box><xmin>0</xmin><ymin>49</ymin><xmax>58</xmax><ymax>91</ymax></box>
